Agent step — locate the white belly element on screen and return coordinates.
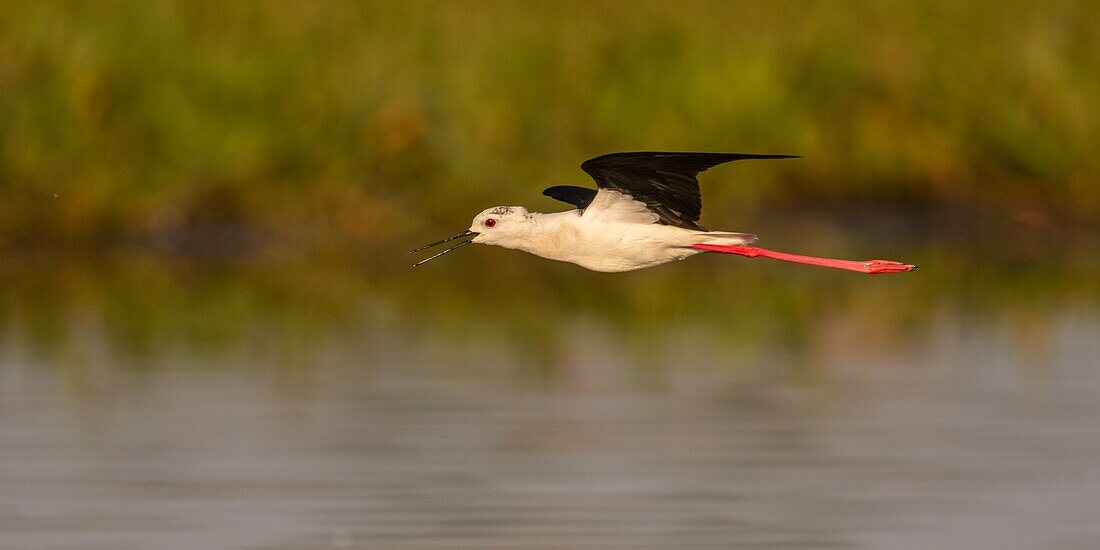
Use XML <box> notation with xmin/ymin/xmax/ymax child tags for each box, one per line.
<box><xmin>522</xmin><ymin>220</ymin><xmax>704</xmax><ymax>272</ymax></box>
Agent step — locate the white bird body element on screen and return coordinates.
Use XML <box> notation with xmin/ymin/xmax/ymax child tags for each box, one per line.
<box><xmin>469</xmin><ymin>200</ymin><xmax>754</xmax><ymax>272</ymax></box>
<box><xmin>412</xmin><ymin>152</ymin><xmax>915</xmax><ymax>275</ymax></box>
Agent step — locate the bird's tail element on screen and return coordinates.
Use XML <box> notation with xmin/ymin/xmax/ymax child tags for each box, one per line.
<box><xmin>691</xmin><ymin>242</ymin><xmax>916</xmax><ymax>274</ymax></box>
<box><xmin>697</xmin><ymin>231</ymin><xmax>759</xmax><ymax>246</ymax></box>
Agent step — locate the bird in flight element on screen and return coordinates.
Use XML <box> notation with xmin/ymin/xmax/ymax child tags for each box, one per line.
<box><xmin>411</xmin><ymin>152</ymin><xmax>916</xmax><ymax>274</ymax></box>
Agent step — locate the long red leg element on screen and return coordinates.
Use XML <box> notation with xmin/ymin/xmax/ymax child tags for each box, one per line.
<box><xmin>691</xmin><ymin>244</ymin><xmax>916</xmax><ymax>274</ymax></box>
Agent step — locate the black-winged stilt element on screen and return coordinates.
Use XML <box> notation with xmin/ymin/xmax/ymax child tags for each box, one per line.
<box><xmin>411</xmin><ymin>152</ymin><xmax>916</xmax><ymax>274</ymax></box>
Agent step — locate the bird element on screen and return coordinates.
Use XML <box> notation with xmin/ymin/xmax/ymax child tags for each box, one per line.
<box><xmin>411</xmin><ymin>152</ymin><xmax>916</xmax><ymax>274</ymax></box>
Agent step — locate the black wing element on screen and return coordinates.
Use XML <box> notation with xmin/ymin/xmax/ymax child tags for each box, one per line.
<box><xmin>580</xmin><ymin>152</ymin><xmax>797</xmax><ymax>230</ymax></box>
<box><xmin>542</xmin><ymin>185</ymin><xmax>598</xmax><ymax>209</ymax></box>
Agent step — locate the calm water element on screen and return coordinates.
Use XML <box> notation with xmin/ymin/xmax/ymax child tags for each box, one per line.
<box><xmin>2</xmin><ymin>241</ymin><xmax>1100</xmax><ymax>549</ymax></box>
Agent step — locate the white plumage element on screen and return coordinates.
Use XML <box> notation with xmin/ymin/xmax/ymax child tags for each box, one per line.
<box><xmin>468</xmin><ymin>193</ymin><xmax>756</xmax><ymax>272</ymax></box>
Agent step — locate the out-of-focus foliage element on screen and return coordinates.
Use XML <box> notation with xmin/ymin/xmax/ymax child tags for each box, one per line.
<box><xmin>1</xmin><ymin>1</ymin><xmax>1097</xmax><ymax>364</ymax></box>
<box><xmin>1</xmin><ymin>1</ymin><xmax>1097</xmax><ymax>251</ymax></box>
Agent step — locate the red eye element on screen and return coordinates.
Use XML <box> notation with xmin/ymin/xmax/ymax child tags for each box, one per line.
<box><xmin>484</xmin><ymin>218</ymin><xmax>497</xmax><ymax>228</ymax></box>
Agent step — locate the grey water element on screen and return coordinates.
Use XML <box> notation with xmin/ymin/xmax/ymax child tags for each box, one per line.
<box><xmin>1</xmin><ymin>244</ymin><xmax>1099</xmax><ymax>549</ymax></box>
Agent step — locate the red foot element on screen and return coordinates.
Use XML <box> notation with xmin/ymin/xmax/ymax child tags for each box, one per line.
<box><xmin>691</xmin><ymin>244</ymin><xmax>916</xmax><ymax>274</ymax></box>
<box><xmin>862</xmin><ymin>260</ymin><xmax>917</xmax><ymax>274</ymax></box>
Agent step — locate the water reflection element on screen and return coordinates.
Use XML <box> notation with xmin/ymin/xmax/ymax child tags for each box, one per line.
<box><xmin>1</xmin><ymin>234</ymin><xmax>1099</xmax><ymax>548</ymax></box>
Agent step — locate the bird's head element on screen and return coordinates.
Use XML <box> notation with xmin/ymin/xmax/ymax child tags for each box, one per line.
<box><xmin>410</xmin><ymin>206</ymin><xmax>531</xmax><ymax>267</ymax></box>
<box><xmin>468</xmin><ymin>206</ymin><xmax>531</xmax><ymax>247</ymax></box>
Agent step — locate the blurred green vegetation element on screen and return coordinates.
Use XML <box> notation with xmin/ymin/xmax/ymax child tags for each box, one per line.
<box><xmin>1</xmin><ymin>1</ymin><xmax>1098</xmax><ymax>365</ymax></box>
<box><xmin>1</xmin><ymin>1</ymin><xmax>1097</xmax><ymax>251</ymax></box>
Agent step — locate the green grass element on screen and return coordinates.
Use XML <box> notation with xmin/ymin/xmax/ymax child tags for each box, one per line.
<box><xmin>1</xmin><ymin>1</ymin><xmax>1097</xmax><ymax>250</ymax></box>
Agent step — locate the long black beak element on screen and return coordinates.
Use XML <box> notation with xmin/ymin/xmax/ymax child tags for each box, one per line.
<box><xmin>410</xmin><ymin>230</ymin><xmax>478</xmax><ymax>267</ymax></box>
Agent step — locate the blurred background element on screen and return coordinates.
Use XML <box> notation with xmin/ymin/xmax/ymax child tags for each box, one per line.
<box><xmin>1</xmin><ymin>1</ymin><xmax>1099</xmax><ymax>548</ymax></box>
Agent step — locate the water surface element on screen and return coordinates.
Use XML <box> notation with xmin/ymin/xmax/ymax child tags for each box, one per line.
<box><xmin>1</xmin><ymin>241</ymin><xmax>1099</xmax><ymax>549</ymax></box>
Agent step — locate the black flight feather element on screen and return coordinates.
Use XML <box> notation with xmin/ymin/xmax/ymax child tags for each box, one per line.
<box><xmin>579</xmin><ymin>151</ymin><xmax>797</xmax><ymax>230</ymax></box>
<box><xmin>542</xmin><ymin>185</ymin><xmax>598</xmax><ymax>209</ymax></box>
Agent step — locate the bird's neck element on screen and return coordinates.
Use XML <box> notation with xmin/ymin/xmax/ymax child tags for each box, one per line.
<box><xmin>502</xmin><ymin>211</ymin><xmax>580</xmax><ymax>259</ymax></box>
<box><xmin>504</xmin><ymin>211</ymin><xmax>548</xmax><ymax>247</ymax></box>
